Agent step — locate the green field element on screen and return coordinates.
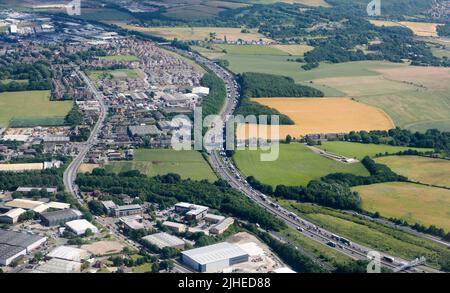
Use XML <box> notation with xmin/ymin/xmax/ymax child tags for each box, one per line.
<box><xmin>316</xmin><ymin>141</ymin><xmax>433</xmax><ymax>160</ymax></box>
<box><xmin>216</xmin><ymin>44</ymin><xmax>288</xmax><ymax>55</ymax></box>
<box><xmin>281</xmin><ymin>200</ymin><xmax>450</xmax><ymax>269</ymax></box>
<box><xmin>99</xmin><ymin>55</ymin><xmax>140</xmax><ymax>62</ymax></box>
<box><xmin>105</xmin><ymin>149</ymin><xmax>217</xmax><ymax>182</ymax></box>
<box><xmin>354</xmin><ymin>182</ymin><xmax>450</xmax><ymax>232</ymax></box>
<box><xmin>233</xmin><ymin>143</ymin><xmax>370</xmax><ymax>187</ymax></box>
<box><xmin>88</xmin><ymin>69</ymin><xmax>142</xmax><ymax>82</ymax></box>
<box><xmin>0</xmin><ymin>91</ymin><xmax>72</xmax><ymax>127</ymax></box>
<box><xmin>375</xmin><ymin>156</ymin><xmax>450</xmax><ymax>188</ymax></box>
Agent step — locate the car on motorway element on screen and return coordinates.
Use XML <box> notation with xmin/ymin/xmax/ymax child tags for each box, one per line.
<box><xmin>326</xmin><ymin>241</ymin><xmax>337</xmax><ymax>248</ymax></box>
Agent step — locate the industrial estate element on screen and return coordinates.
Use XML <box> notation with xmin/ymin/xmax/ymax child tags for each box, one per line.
<box><xmin>0</xmin><ymin>0</ymin><xmax>449</xmax><ymax>278</ymax></box>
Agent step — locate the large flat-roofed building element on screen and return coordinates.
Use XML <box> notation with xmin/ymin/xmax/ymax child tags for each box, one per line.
<box><xmin>47</xmin><ymin>246</ymin><xmax>90</xmax><ymax>262</ymax></box>
<box><xmin>0</xmin><ymin>229</ymin><xmax>47</xmax><ymax>265</ymax></box>
<box><xmin>0</xmin><ymin>229</ymin><xmax>47</xmax><ymax>253</ymax></box>
<box><xmin>142</xmin><ymin>232</ymin><xmax>185</xmax><ymax>250</ymax></box>
<box><xmin>175</xmin><ymin>202</ymin><xmax>208</xmax><ymax>220</ymax></box>
<box><xmin>112</xmin><ymin>204</ymin><xmax>142</xmax><ymax>217</ymax></box>
<box><xmin>119</xmin><ymin>215</ymin><xmax>144</xmax><ymax>231</ymax></box>
<box><xmin>181</xmin><ymin>242</ymin><xmax>249</xmax><ymax>273</ymax></box>
<box><xmin>128</xmin><ymin>125</ymin><xmax>161</xmax><ymax>137</ymax></box>
<box><xmin>40</xmin><ymin>209</ymin><xmax>82</xmax><ymax>227</ymax></box>
<box><xmin>5</xmin><ymin>199</ymin><xmax>45</xmax><ymax>210</ymax></box>
<box><xmin>34</xmin><ymin>258</ymin><xmax>82</xmax><ymax>273</ymax></box>
<box><xmin>0</xmin><ymin>208</ymin><xmax>26</xmax><ymax>224</ymax></box>
<box><xmin>0</xmin><ymin>244</ymin><xmax>26</xmax><ymax>266</ymax></box>
<box><xmin>65</xmin><ymin>219</ymin><xmax>99</xmax><ymax>236</ymax></box>
<box><xmin>16</xmin><ymin>187</ymin><xmax>57</xmax><ymax>195</ymax></box>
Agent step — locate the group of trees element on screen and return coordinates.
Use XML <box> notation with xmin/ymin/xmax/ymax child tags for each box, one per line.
<box><xmin>199</xmin><ymin>72</ymin><xmax>226</xmax><ymax>119</ymax></box>
<box><xmin>0</xmin><ymin>61</ymin><xmax>52</xmax><ymax>92</ymax></box>
<box><xmin>239</xmin><ymin>72</ymin><xmax>323</xmax><ymax>98</ymax></box>
<box><xmin>248</xmin><ymin>157</ymin><xmax>406</xmax><ymax>211</ymax></box>
<box><xmin>343</xmin><ymin>128</ymin><xmax>450</xmax><ymax>154</ymax></box>
<box><xmin>65</xmin><ymin>105</ymin><xmax>83</xmax><ymax>126</ymax></box>
<box><xmin>0</xmin><ymin>168</ymin><xmax>64</xmax><ymax>191</ymax></box>
<box><xmin>437</xmin><ymin>24</ymin><xmax>450</xmax><ymax>37</ymax></box>
<box><xmin>76</xmin><ymin>171</ymin><xmax>286</xmax><ymax>231</ymax></box>
<box><xmin>235</xmin><ymin>72</ymin><xmax>323</xmax><ymax>125</ymax></box>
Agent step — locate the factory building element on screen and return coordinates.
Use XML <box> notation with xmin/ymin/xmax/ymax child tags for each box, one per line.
<box><xmin>47</xmin><ymin>246</ymin><xmax>90</xmax><ymax>262</ymax></box>
<box><xmin>175</xmin><ymin>202</ymin><xmax>208</xmax><ymax>220</ymax></box>
<box><xmin>204</xmin><ymin>214</ymin><xmax>225</xmax><ymax>224</ymax></box>
<box><xmin>142</xmin><ymin>232</ymin><xmax>185</xmax><ymax>250</ymax></box>
<box><xmin>181</xmin><ymin>242</ymin><xmax>249</xmax><ymax>273</ymax></box>
<box><xmin>65</xmin><ymin>219</ymin><xmax>99</xmax><ymax>236</ymax></box>
<box><xmin>34</xmin><ymin>258</ymin><xmax>82</xmax><ymax>273</ymax></box>
<box><xmin>0</xmin><ymin>208</ymin><xmax>26</xmax><ymax>224</ymax></box>
<box><xmin>40</xmin><ymin>209</ymin><xmax>82</xmax><ymax>227</ymax></box>
<box><xmin>119</xmin><ymin>215</ymin><xmax>144</xmax><ymax>231</ymax></box>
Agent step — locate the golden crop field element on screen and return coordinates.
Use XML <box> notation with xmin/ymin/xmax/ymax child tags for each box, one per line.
<box><xmin>369</xmin><ymin>20</ymin><xmax>440</xmax><ymax>37</ymax></box>
<box><xmin>236</xmin><ymin>97</ymin><xmax>394</xmax><ymax>139</ymax></box>
<box><xmin>375</xmin><ymin>156</ymin><xmax>450</xmax><ymax>188</ymax></box>
<box><xmin>354</xmin><ymin>182</ymin><xmax>450</xmax><ymax>231</ymax></box>
<box><xmin>114</xmin><ymin>23</ymin><xmax>273</xmax><ymax>42</ymax></box>
<box><xmin>0</xmin><ymin>163</ymin><xmax>44</xmax><ymax>172</ymax></box>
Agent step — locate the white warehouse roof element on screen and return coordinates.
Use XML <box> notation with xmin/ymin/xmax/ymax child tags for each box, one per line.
<box><xmin>142</xmin><ymin>232</ymin><xmax>185</xmax><ymax>250</ymax></box>
<box><xmin>47</xmin><ymin>246</ymin><xmax>90</xmax><ymax>262</ymax></box>
<box><xmin>65</xmin><ymin>219</ymin><xmax>98</xmax><ymax>236</ymax></box>
<box><xmin>181</xmin><ymin>242</ymin><xmax>248</xmax><ymax>265</ymax></box>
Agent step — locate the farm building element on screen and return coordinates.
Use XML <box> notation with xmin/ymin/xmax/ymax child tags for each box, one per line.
<box><xmin>0</xmin><ymin>208</ymin><xmax>26</xmax><ymax>224</ymax></box>
<box><xmin>142</xmin><ymin>232</ymin><xmax>185</xmax><ymax>250</ymax></box>
<box><xmin>65</xmin><ymin>219</ymin><xmax>98</xmax><ymax>236</ymax></box>
<box><xmin>181</xmin><ymin>242</ymin><xmax>249</xmax><ymax>273</ymax></box>
<box><xmin>40</xmin><ymin>209</ymin><xmax>82</xmax><ymax>227</ymax></box>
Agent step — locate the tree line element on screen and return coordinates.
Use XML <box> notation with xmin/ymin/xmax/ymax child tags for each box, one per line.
<box><xmin>76</xmin><ymin>170</ymin><xmax>286</xmax><ymax>231</ymax></box>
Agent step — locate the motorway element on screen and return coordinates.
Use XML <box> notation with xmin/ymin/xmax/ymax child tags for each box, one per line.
<box><xmin>61</xmin><ymin>45</ymin><xmax>440</xmax><ymax>273</ymax></box>
<box><xmin>175</xmin><ymin>50</ymin><xmax>441</xmax><ymax>273</ymax></box>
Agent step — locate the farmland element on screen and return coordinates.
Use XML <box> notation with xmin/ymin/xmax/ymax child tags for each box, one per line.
<box><xmin>0</xmin><ymin>90</ymin><xmax>72</xmax><ymax>127</ymax></box>
<box><xmin>375</xmin><ymin>156</ymin><xmax>450</xmax><ymax>188</ymax></box>
<box><xmin>233</xmin><ymin>143</ymin><xmax>369</xmax><ymax>187</ymax></box>
<box><xmin>369</xmin><ymin>20</ymin><xmax>441</xmax><ymax>37</ymax></box>
<box><xmin>281</xmin><ymin>200</ymin><xmax>450</xmax><ymax>269</ymax></box>
<box><xmin>236</xmin><ymin>97</ymin><xmax>394</xmax><ymax>139</ymax></box>
<box><xmin>354</xmin><ymin>182</ymin><xmax>450</xmax><ymax>232</ymax></box>
<box><xmin>316</xmin><ymin>142</ymin><xmax>433</xmax><ymax>160</ymax></box>
<box><xmin>105</xmin><ymin>149</ymin><xmax>217</xmax><ymax>182</ymax></box>
<box><xmin>114</xmin><ymin>23</ymin><xmax>272</xmax><ymax>43</ymax></box>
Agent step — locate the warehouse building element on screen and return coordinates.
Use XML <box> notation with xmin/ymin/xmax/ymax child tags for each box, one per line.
<box><xmin>181</xmin><ymin>242</ymin><xmax>249</xmax><ymax>273</ymax></box>
<box><xmin>175</xmin><ymin>202</ymin><xmax>208</xmax><ymax>220</ymax></box>
<box><xmin>128</xmin><ymin>125</ymin><xmax>161</xmax><ymax>137</ymax></box>
<box><xmin>0</xmin><ymin>229</ymin><xmax>47</xmax><ymax>265</ymax></box>
<box><xmin>5</xmin><ymin>199</ymin><xmax>46</xmax><ymax>211</ymax></box>
<box><xmin>0</xmin><ymin>244</ymin><xmax>26</xmax><ymax>266</ymax></box>
<box><xmin>40</xmin><ymin>209</ymin><xmax>82</xmax><ymax>227</ymax></box>
<box><xmin>204</xmin><ymin>214</ymin><xmax>225</xmax><ymax>224</ymax></box>
<box><xmin>0</xmin><ymin>229</ymin><xmax>47</xmax><ymax>253</ymax></box>
<box><xmin>0</xmin><ymin>208</ymin><xmax>26</xmax><ymax>224</ymax></box>
<box><xmin>34</xmin><ymin>258</ymin><xmax>82</xmax><ymax>273</ymax></box>
<box><xmin>209</xmin><ymin>218</ymin><xmax>234</xmax><ymax>235</ymax></box>
<box><xmin>65</xmin><ymin>219</ymin><xmax>99</xmax><ymax>236</ymax></box>
<box><xmin>16</xmin><ymin>187</ymin><xmax>57</xmax><ymax>195</ymax></box>
<box><xmin>47</xmin><ymin>246</ymin><xmax>90</xmax><ymax>262</ymax></box>
<box><xmin>142</xmin><ymin>232</ymin><xmax>185</xmax><ymax>250</ymax></box>
<box><xmin>119</xmin><ymin>215</ymin><xmax>144</xmax><ymax>231</ymax></box>
<box><xmin>162</xmin><ymin>221</ymin><xmax>187</xmax><ymax>233</ymax></box>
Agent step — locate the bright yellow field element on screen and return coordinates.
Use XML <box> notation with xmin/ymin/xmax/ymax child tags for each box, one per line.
<box><xmin>114</xmin><ymin>23</ymin><xmax>272</xmax><ymax>42</ymax></box>
<box><xmin>271</xmin><ymin>44</ymin><xmax>314</xmax><ymax>55</ymax></box>
<box><xmin>354</xmin><ymin>182</ymin><xmax>450</xmax><ymax>231</ymax></box>
<box><xmin>375</xmin><ymin>156</ymin><xmax>450</xmax><ymax>188</ymax></box>
<box><xmin>369</xmin><ymin>20</ymin><xmax>440</xmax><ymax>37</ymax></box>
<box><xmin>236</xmin><ymin>97</ymin><xmax>394</xmax><ymax>139</ymax></box>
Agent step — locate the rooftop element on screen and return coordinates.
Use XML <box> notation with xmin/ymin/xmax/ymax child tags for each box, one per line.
<box><xmin>0</xmin><ymin>229</ymin><xmax>46</xmax><ymax>249</ymax></box>
<box><xmin>5</xmin><ymin>199</ymin><xmax>45</xmax><ymax>210</ymax></box>
<box><xmin>181</xmin><ymin>242</ymin><xmax>248</xmax><ymax>265</ymax></box>
<box><xmin>142</xmin><ymin>232</ymin><xmax>185</xmax><ymax>250</ymax></box>
<box><xmin>47</xmin><ymin>246</ymin><xmax>90</xmax><ymax>262</ymax></box>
